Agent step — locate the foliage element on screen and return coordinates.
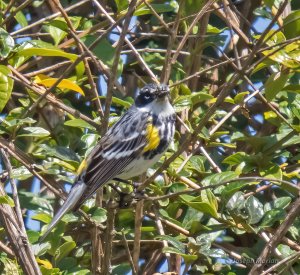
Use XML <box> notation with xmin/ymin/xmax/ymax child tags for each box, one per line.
<box><xmin>0</xmin><ymin>0</ymin><xmax>300</xmax><ymax>274</ymax></box>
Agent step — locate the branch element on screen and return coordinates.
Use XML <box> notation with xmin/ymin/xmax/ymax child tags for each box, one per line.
<box><xmin>133</xmin><ymin>199</ymin><xmax>144</xmax><ymax>273</ymax></box>
<box><xmin>0</xmin><ymin>149</ymin><xmax>41</xmax><ymax>275</ymax></box>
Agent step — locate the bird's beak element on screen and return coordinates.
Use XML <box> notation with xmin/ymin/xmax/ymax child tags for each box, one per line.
<box><xmin>156</xmin><ymin>84</ymin><xmax>170</xmax><ymax>98</ymax></box>
<box><xmin>157</xmin><ymin>90</ymin><xmax>169</xmax><ymax>98</ymax></box>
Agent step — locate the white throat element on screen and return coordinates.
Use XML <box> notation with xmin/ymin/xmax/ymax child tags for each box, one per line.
<box><xmin>138</xmin><ymin>98</ymin><xmax>174</xmax><ymax>117</ymax></box>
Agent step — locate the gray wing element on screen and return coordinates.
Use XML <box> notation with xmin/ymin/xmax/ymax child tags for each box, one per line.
<box><xmin>74</xmin><ymin>107</ymin><xmax>150</xmax><ymax>208</ymax></box>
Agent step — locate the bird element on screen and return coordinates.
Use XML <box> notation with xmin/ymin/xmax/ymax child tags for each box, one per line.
<box><xmin>40</xmin><ymin>83</ymin><xmax>176</xmax><ymax>240</ymax></box>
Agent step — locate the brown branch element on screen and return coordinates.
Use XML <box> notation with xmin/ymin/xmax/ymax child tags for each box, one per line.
<box><xmin>102</xmin><ymin>202</ymin><xmax>116</xmax><ymax>274</ymax></box>
<box><xmin>0</xmin><ymin>239</ymin><xmax>15</xmax><ymax>258</ymax></box>
<box><xmin>11</xmin><ymin>0</ymin><xmax>91</xmax><ymax>35</ymax></box>
<box><xmin>170</xmin><ymin>0</ymin><xmax>217</xmax><ymax>64</ymax></box>
<box><xmin>102</xmin><ymin>0</ymin><xmax>138</xmax><ymax>133</ymax></box>
<box><xmin>1</xmin><ymin>0</ymin><xmax>34</xmax><ymax>27</ymax></box>
<box><xmin>133</xmin><ymin>199</ymin><xmax>144</xmax><ymax>273</ymax></box>
<box><xmin>122</xmin><ymin>231</ymin><xmax>137</xmax><ymax>275</ymax></box>
<box><xmin>146</xmin><ymin>177</ymin><xmax>300</xmax><ymax>202</ymax></box>
<box><xmin>92</xmin><ymin>0</ymin><xmax>159</xmax><ymax>83</ymax></box>
<box><xmin>52</xmin><ymin>0</ymin><xmax>104</xmax><ymax>118</ymax></box>
<box><xmin>160</xmin><ymin>0</ymin><xmax>183</xmax><ymax>83</ymax></box>
<box><xmin>0</xmin><ymin>149</ymin><xmax>41</xmax><ymax>275</ymax></box>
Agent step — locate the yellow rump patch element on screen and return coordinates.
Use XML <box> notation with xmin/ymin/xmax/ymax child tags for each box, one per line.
<box><xmin>77</xmin><ymin>159</ymin><xmax>87</xmax><ymax>175</ymax></box>
<box><xmin>143</xmin><ymin>123</ymin><xmax>160</xmax><ymax>152</ymax></box>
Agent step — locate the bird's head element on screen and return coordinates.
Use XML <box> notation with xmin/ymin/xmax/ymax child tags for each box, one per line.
<box><xmin>135</xmin><ymin>83</ymin><xmax>170</xmax><ymax>107</ymax></box>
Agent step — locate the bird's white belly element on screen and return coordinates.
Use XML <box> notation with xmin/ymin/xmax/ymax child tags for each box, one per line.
<box><xmin>117</xmin><ymin>153</ymin><xmax>163</xmax><ymax>180</ymax></box>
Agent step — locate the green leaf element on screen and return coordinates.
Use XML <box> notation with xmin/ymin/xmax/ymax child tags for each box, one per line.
<box><xmin>64</xmin><ymin>119</ymin><xmax>96</xmax><ymax>131</ymax></box>
<box><xmin>56</xmin><ymin>256</ymin><xmax>77</xmax><ymax>271</ymax></box>
<box><xmin>162</xmin><ymin>247</ymin><xmax>198</xmax><ymax>264</ymax></box>
<box><xmin>252</xmin><ymin>59</ymin><xmax>276</xmax><ymax>75</ymax></box>
<box><xmin>223</xmin><ymin>152</ymin><xmax>249</xmax><ymax>165</ymax></box>
<box><xmin>0</xmin><ymin>195</ymin><xmax>15</xmax><ymax>207</ymax></box>
<box><xmin>265</xmin><ymin>71</ymin><xmax>290</xmax><ymax>101</ymax></box>
<box><xmin>55</xmin><ymin>241</ymin><xmax>76</xmax><ymax>262</ymax></box>
<box><xmin>39</xmin><ymin>144</ymin><xmax>80</xmax><ymax>162</ymax></box>
<box><xmin>245</xmin><ymin>196</ymin><xmax>264</xmax><ymax>224</ymax></box>
<box><xmin>19</xmin><ymin>127</ymin><xmax>50</xmax><ymax>137</ymax></box>
<box><xmin>221</xmin><ymin>181</ymin><xmax>247</xmax><ymax>204</ymax></box>
<box><xmin>11</xmin><ymin>166</ymin><xmax>32</xmax><ymax>180</ymax></box>
<box><xmin>87</xmin><ymin>207</ymin><xmax>107</xmax><ymax>224</ymax></box>
<box><xmin>174</xmin><ymin>95</ymin><xmax>192</xmax><ymax>112</ymax></box>
<box><xmin>0</xmin><ymin>28</ymin><xmax>14</xmax><ymax>58</ymax></box>
<box><xmin>48</xmin><ymin>17</ymin><xmax>81</xmax><ymax>45</ymax></box>
<box><xmin>27</xmin><ymin>230</ymin><xmax>40</xmax><ymax>244</ymax></box>
<box><xmin>32</xmin><ymin>242</ymin><xmax>51</xmax><ymax>257</ymax></box>
<box><xmin>283</xmin><ymin>10</ymin><xmax>300</xmax><ymax>39</ymax></box>
<box><xmin>259</xmin><ymin>163</ymin><xmax>282</xmax><ymax>180</ymax></box>
<box><xmin>97</xmin><ymin>96</ymin><xmax>132</xmax><ymax>108</ymax></box>
<box><xmin>133</xmin><ymin>2</ymin><xmax>177</xmax><ymax>16</ymax></box>
<box><xmin>31</xmin><ymin>213</ymin><xmax>52</xmax><ymax>224</ymax></box>
<box><xmin>39</xmin><ymin>266</ymin><xmax>60</xmax><ymax>274</ymax></box>
<box><xmin>260</xmin><ymin>208</ymin><xmax>285</xmax><ymax>228</ymax></box>
<box><xmin>156</xmin><ymin>235</ymin><xmax>185</xmax><ymax>253</ymax></box>
<box><xmin>181</xmin><ymin>196</ymin><xmax>219</xmax><ymax>219</ymax></box>
<box><xmin>0</xmin><ymin>65</ymin><xmax>13</xmax><ymax>112</ymax></box>
<box><xmin>202</xmin><ymin>171</ymin><xmax>237</xmax><ymax>186</ymax></box>
<box><xmin>15</xmin><ymin>11</ymin><xmax>28</xmax><ymax>27</ymax></box>
<box><xmin>226</xmin><ymin>191</ymin><xmax>245</xmax><ymax>211</ymax></box>
<box><xmin>191</xmin><ymin>92</ymin><xmax>214</xmax><ymax>105</ymax></box>
<box><xmin>283</xmin><ymin>84</ymin><xmax>300</xmax><ymax>94</ymax></box>
<box><xmin>4</xmin><ymin>117</ymin><xmax>36</xmax><ymax>128</ymax></box>
<box><xmin>115</xmin><ymin>0</ymin><xmax>129</xmax><ymax>12</ymax></box>
<box><xmin>234</xmin><ymin>91</ymin><xmax>250</xmax><ymax>104</ymax></box>
<box><xmin>17</xmin><ymin>47</ymin><xmax>84</xmax><ymax>77</ymax></box>
<box><xmin>112</xmin><ymin>263</ymin><xmax>131</xmax><ymax>275</ymax></box>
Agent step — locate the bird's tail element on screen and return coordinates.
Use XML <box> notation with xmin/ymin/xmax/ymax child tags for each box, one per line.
<box><xmin>39</xmin><ymin>181</ymin><xmax>87</xmax><ymax>241</ymax></box>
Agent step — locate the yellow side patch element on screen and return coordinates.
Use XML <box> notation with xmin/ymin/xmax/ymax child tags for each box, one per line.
<box><xmin>77</xmin><ymin>159</ymin><xmax>87</xmax><ymax>175</ymax></box>
<box><xmin>36</xmin><ymin>258</ymin><xmax>53</xmax><ymax>269</ymax></box>
<box><xmin>143</xmin><ymin>123</ymin><xmax>160</xmax><ymax>152</ymax></box>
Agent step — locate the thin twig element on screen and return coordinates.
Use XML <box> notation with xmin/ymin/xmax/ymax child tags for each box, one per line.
<box><xmin>52</xmin><ymin>0</ymin><xmax>104</xmax><ymax>118</ymax></box>
<box><xmin>152</xmin><ymin>204</ymin><xmax>171</xmax><ymax>269</ymax></box>
<box><xmin>102</xmin><ymin>203</ymin><xmax>116</xmax><ymax>274</ymax></box>
<box><xmin>0</xmin><ymin>149</ymin><xmax>41</xmax><ymax>275</ymax></box>
<box><xmin>146</xmin><ymin>177</ymin><xmax>300</xmax><ymax>202</ymax></box>
<box><xmin>133</xmin><ymin>199</ymin><xmax>144</xmax><ymax>273</ymax></box>
<box><xmin>102</xmin><ymin>0</ymin><xmax>138</xmax><ymax>133</ymax></box>
<box><xmin>92</xmin><ymin>0</ymin><xmax>159</xmax><ymax>83</ymax></box>
<box><xmin>122</xmin><ymin>231</ymin><xmax>137</xmax><ymax>275</ymax></box>
<box><xmin>170</xmin><ymin>0</ymin><xmax>217</xmax><ymax>63</ymax></box>
<box><xmin>261</xmin><ymin>251</ymin><xmax>300</xmax><ymax>275</ymax></box>
<box><xmin>11</xmin><ymin>0</ymin><xmax>91</xmax><ymax>35</ymax></box>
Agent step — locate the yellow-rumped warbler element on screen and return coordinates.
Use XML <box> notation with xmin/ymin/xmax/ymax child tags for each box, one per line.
<box><xmin>41</xmin><ymin>83</ymin><xmax>176</xmax><ymax>239</ymax></box>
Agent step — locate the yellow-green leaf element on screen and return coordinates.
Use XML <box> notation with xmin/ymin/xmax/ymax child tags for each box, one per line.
<box><xmin>17</xmin><ymin>48</ymin><xmax>84</xmax><ymax>77</ymax></box>
<box><xmin>35</xmin><ymin>74</ymin><xmax>85</xmax><ymax>95</ymax></box>
<box><xmin>0</xmin><ymin>65</ymin><xmax>13</xmax><ymax>112</ymax></box>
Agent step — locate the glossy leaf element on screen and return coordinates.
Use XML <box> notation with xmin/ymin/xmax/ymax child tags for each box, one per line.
<box><xmin>55</xmin><ymin>241</ymin><xmax>76</xmax><ymax>262</ymax></box>
<box><xmin>0</xmin><ymin>195</ymin><xmax>15</xmax><ymax>207</ymax></box>
<box><xmin>34</xmin><ymin>74</ymin><xmax>85</xmax><ymax>95</ymax></box>
<box><xmin>19</xmin><ymin>127</ymin><xmax>50</xmax><ymax>137</ymax></box>
<box><xmin>0</xmin><ymin>28</ymin><xmax>14</xmax><ymax>58</ymax></box>
<box><xmin>0</xmin><ymin>65</ymin><xmax>13</xmax><ymax>112</ymax></box>
<box><xmin>64</xmin><ymin>119</ymin><xmax>96</xmax><ymax>131</ymax></box>
<box><xmin>17</xmin><ymin>47</ymin><xmax>84</xmax><ymax>77</ymax></box>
